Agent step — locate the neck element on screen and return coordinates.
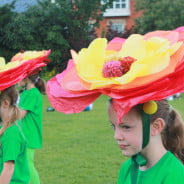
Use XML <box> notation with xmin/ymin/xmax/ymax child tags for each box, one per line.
<box><xmin>139</xmin><ymin>139</ymin><xmax>167</xmax><ymax>170</ymax></box>
<box><xmin>27</xmin><ymin>83</ymin><xmax>35</xmax><ymax>89</ymax></box>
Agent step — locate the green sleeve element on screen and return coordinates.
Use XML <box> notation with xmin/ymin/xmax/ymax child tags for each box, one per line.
<box><xmin>2</xmin><ymin>136</ymin><xmax>21</xmax><ymax>163</ymax></box>
<box><xmin>19</xmin><ymin>91</ymin><xmax>37</xmax><ymax>112</ymax></box>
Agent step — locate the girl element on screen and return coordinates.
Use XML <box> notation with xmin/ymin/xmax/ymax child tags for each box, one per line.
<box><xmin>0</xmin><ymin>50</ymin><xmax>50</xmax><ymax>184</ymax></box>
<box><xmin>18</xmin><ymin>73</ymin><xmax>46</xmax><ymax>184</ymax></box>
<box><xmin>46</xmin><ymin>28</ymin><xmax>184</xmax><ymax>183</ymax></box>
<box><xmin>108</xmin><ymin>99</ymin><xmax>184</xmax><ymax>183</ymax></box>
<box><xmin>0</xmin><ymin>86</ymin><xmax>29</xmax><ymax>184</ymax></box>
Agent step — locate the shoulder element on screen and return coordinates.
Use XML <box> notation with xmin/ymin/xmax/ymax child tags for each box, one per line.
<box><xmin>119</xmin><ymin>158</ymin><xmax>132</xmax><ymax>172</ymax></box>
<box><xmin>163</xmin><ymin>152</ymin><xmax>184</xmax><ymax>177</ymax></box>
<box><xmin>1</xmin><ymin>124</ymin><xmax>21</xmax><ymax>141</ymax></box>
<box><xmin>117</xmin><ymin>159</ymin><xmax>132</xmax><ymax>183</ymax></box>
<box><xmin>166</xmin><ymin>152</ymin><xmax>184</xmax><ymax>167</ymax></box>
<box><xmin>21</xmin><ymin>88</ymin><xmax>40</xmax><ymax>99</ymax></box>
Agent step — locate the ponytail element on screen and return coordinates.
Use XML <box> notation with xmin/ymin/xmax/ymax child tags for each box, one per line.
<box><xmin>150</xmin><ymin>100</ymin><xmax>184</xmax><ymax>164</ymax></box>
<box><xmin>161</xmin><ymin>109</ymin><xmax>184</xmax><ymax>163</ymax></box>
<box><xmin>28</xmin><ymin>74</ymin><xmax>46</xmax><ymax>95</ymax></box>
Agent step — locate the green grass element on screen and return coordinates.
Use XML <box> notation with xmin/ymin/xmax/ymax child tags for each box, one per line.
<box><xmin>35</xmin><ymin>94</ymin><xmax>184</xmax><ymax>184</ymax></box>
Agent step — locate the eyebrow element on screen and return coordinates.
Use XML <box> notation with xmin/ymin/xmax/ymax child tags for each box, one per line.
<box><xmin>109</xmin><ymin>120</ymin><xmax>128</xmax><ymax>125</ymax></box>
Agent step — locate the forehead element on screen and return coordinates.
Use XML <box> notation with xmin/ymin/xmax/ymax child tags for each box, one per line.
<box><xmin>108</xmin><ymin>103</ymin><xmax>141</xmax><ymax>124</ymax></box>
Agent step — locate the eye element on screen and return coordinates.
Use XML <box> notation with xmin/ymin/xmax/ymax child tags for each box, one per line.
<box><xmin>122</xmin><ymin>125</ymin><xmax>131</xmax><ymax>129</ymax></box>
<box><xmin>120</xmin><ymin>124</ymin><xmax>131</xmax><ymax>130</ymax></box>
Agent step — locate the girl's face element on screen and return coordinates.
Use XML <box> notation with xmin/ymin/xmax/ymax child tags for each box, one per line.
<box><xmin>108</xmin><ymin>104</ymin><xmax>143</xmax><ymax>157</ymax></box>
<box><xmin>0</xmin><ymin>99</ymin><xmax>10</xmax><ymax>123</ymax></box>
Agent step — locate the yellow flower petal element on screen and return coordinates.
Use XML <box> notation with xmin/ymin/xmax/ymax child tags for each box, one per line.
<box><xmin>76</xmin><ymin>38</ymin><xmax>107</xmax><ymax>81</ymax></box>
<box><xmin>118</xmin><ymin>34</ymin><xmax>146</xmax><ymax>60</ymax></box>
<box><xmin>74</xmin><ymin>34</ymin><xmax>182</xmax><ymax>90</ymax></box>
<box><xmin>0</xmin><ymin>57</ymin><xmax>5</xmax><ymax>66</ymax></box>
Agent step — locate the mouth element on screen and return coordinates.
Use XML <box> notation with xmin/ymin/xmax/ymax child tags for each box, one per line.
<box><xmin>118</xmin><ymin>144</ymin><xmax>129</xmax><ymax>149</ymax></box>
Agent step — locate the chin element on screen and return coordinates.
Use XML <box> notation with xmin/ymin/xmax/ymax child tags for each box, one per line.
<box><xmin>122</xmin><ymin>150</ymin><xmax>140</xmax><ymax>157</ymax></box>
<box><xmin>121</xmin><ymin>151</ymin><xmax>134</xmax><ymax>157</ymax></box>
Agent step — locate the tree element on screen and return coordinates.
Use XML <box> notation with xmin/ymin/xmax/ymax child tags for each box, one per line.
<box><xmin>2</xmin><ymin>0</ymin><xmax>114</xmax><ymax>71</ymax></box>
<box><xmin>0</xmin><ymin>1</ymin><xmax>16</xmax><ymax>60</ymax></box>
<box><xmin>134</xmin><ymin>0</ymin><xmax>184</xmax><ymax>34</ymax></box>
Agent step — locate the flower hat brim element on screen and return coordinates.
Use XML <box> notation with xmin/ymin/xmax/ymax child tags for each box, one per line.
<box><xmin>46</xmin><ymin>27</ymin><xmax>184</xmax><ymax>121</ymax></box>
<box><xmin>0</xmin><ymin>50</ymin><xmax>51</xmax><ymax>91</ymax></box>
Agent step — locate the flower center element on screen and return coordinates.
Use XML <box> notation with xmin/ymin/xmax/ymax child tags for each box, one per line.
<box><xmin>102</xmin><ymin>56</ymin><xmax>136</xmax><ymax>78</ymax></box>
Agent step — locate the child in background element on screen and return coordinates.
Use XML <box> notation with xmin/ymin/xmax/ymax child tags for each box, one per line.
<box><xmin>18</xmin><ymin>73</ymin><xmax>46</xmax><ymax>184</ymax></box>
<box><xmin>0</xmin><ymin>86</ymin><xmax>29</xmax><ymax>184</ymax></box>
<box><xmin>108</xmin><ymin>99</ymin><xmax>184</xmax><ymax>183</ymax></box>
<box><xmin>0</xmin><ymin>49</ymin><xmax>50</xmax><ymax>184</ymax></box>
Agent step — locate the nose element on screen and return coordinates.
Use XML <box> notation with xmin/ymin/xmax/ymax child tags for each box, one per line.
<box><xmin>114</xmin><ymin>127</ymin><xmax>124</xmax><ymax>141</ymax></box>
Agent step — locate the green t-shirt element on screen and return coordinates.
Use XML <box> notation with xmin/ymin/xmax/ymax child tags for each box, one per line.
<box><xmin>0</xmin><ymin>123</ymin><xmax>30</xmax><ymax>184</ymax></box>
<box><xmin>19</xmin><ymin>88</ymin><xmax>43</xmax><ymax>148</ymax></box>
<box><xmin>117</xmin><ymin>151</ymin><xmax>184</xmax><ymax>184</ymax></box>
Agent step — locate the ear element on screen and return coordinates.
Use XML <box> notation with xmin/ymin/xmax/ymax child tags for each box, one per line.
<box><xmin>1</xmin><ymin>99</ymin><xmax>10</xmax><ymax>108</ymax></box>
<box><xmin>150</xmin><ymin>118</ymin><xmax>165</xmax><ymax>136</ymax></box>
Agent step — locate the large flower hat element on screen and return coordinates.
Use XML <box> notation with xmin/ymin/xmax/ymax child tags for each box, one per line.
<box><xmin>0</xmin><ymin>50</ymin><xmax>51</xmax><ymax>91</ymax></box>
<box><xmin>47</xmin><ymin>27</ymin><xmax>184</xmax><ymax>122</ymax></box>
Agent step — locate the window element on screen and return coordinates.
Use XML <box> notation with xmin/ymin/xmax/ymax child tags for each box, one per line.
<box><xmin>103</xmin><ymin>0</ymin><xmax>130</xmax><ymax>17</ymax></box>
<box><xmin>111</xmin><ymin>23</ymin><xmax>124</xmax><ymax>33</ymax></box>
<box><xmin>115</xmin><ymin>0</ymin><xmax>127</xmax><ymax>9</ymax></box>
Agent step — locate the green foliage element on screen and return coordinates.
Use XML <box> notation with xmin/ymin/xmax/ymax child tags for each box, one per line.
<box><xmin>0</xmin><ymin>1</ymin><xmax>16</xmax><ymax>60</ymax></box>
<box><xmin>134</xmin><ymin>0</ymin><xmax>184</xmax><ymax>34</ymax></box>
<box><xmin>1</xmin><ymin>0</ymin><xmax>114</xmax><ymax>71</ymax></box>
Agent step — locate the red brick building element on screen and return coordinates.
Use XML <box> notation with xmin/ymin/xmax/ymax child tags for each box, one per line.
<box><xmin>96</xmin><ymin>0</ymin><xmax>141</xmax><ymax>37</ymax></box>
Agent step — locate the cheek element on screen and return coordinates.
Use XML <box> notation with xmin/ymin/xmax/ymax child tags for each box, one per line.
<box><xmin>129</xmin><ymin>128</ymin><xmax>142</xmax><ymax>147</ymax></box>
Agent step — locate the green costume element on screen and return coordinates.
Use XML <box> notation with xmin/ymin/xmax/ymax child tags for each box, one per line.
<box><xmin>0</xmin><ymin>123</ymin><xmax>29</xmax><ymax>184</ymax></box>
<box><xmin>19</xmin><ymin>87</ymin><xmax>42</xmax><ymax>148</ymax></box>
<box><xmin>19</xmin><ymin>87</ymin><xmax>43</xmax><ymax>184</ymax></box>
<box><xmin>117</xmin><ymin>151</ymin><xmax>184</xmax><ymax>184</ymax></box>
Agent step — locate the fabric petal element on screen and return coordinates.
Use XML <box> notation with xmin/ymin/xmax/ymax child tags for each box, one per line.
<box><xmin>46</xmin><ymin>76</ymin><xmax>101</xmax><ymax>114</ymax></box>
<box><xmin>0</xmin><ymin>50</ymin><xmax>51</xmax><ymax>91</ymax></box>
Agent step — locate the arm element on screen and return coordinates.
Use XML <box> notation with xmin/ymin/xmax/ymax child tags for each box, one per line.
<box><xmin>19</xmin><ymin>109</ymin><xmax>28</xmax><ymax>119</ymax></box>
<box><xmin>0</xmin><ymin>161</ymin><xmax>14</xmax><ymax>184</ymax></box>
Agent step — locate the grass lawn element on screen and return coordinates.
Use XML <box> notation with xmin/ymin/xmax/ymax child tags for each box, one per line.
<box><xmin>35</xmin><ymin>94</ymin><xmax>184</xmax><ymax>184</ymax></box>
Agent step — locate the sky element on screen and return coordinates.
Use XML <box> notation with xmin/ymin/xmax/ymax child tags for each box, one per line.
<box><xmin>0</xmin><ymin>0</ymin><xmax>38</xmax><ymax>12</ymax></box>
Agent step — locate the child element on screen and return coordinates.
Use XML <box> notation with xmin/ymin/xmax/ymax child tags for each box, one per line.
<box><xmin>0</xmin><ymin>86</ymin><xmax>30</xmax><ymax>184</ymax></box>
<box><xmin>18</xmin><ymin>73</ymin><xmax>46</xmax><ymax>184</ymax></box>
<box><xmin>0</xmin><ymin>50</ymin><xmax>50</xmax><ymax>184</ymax></box>
<box><xmin>108</xmin><ymin>99</ymin><xmax>184</xmax><ymax>183</ymax></box>
<box><xmin>46</xmin><ymin>27</ymin><xmax>184</xmax><ymax>183</ymax></box>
